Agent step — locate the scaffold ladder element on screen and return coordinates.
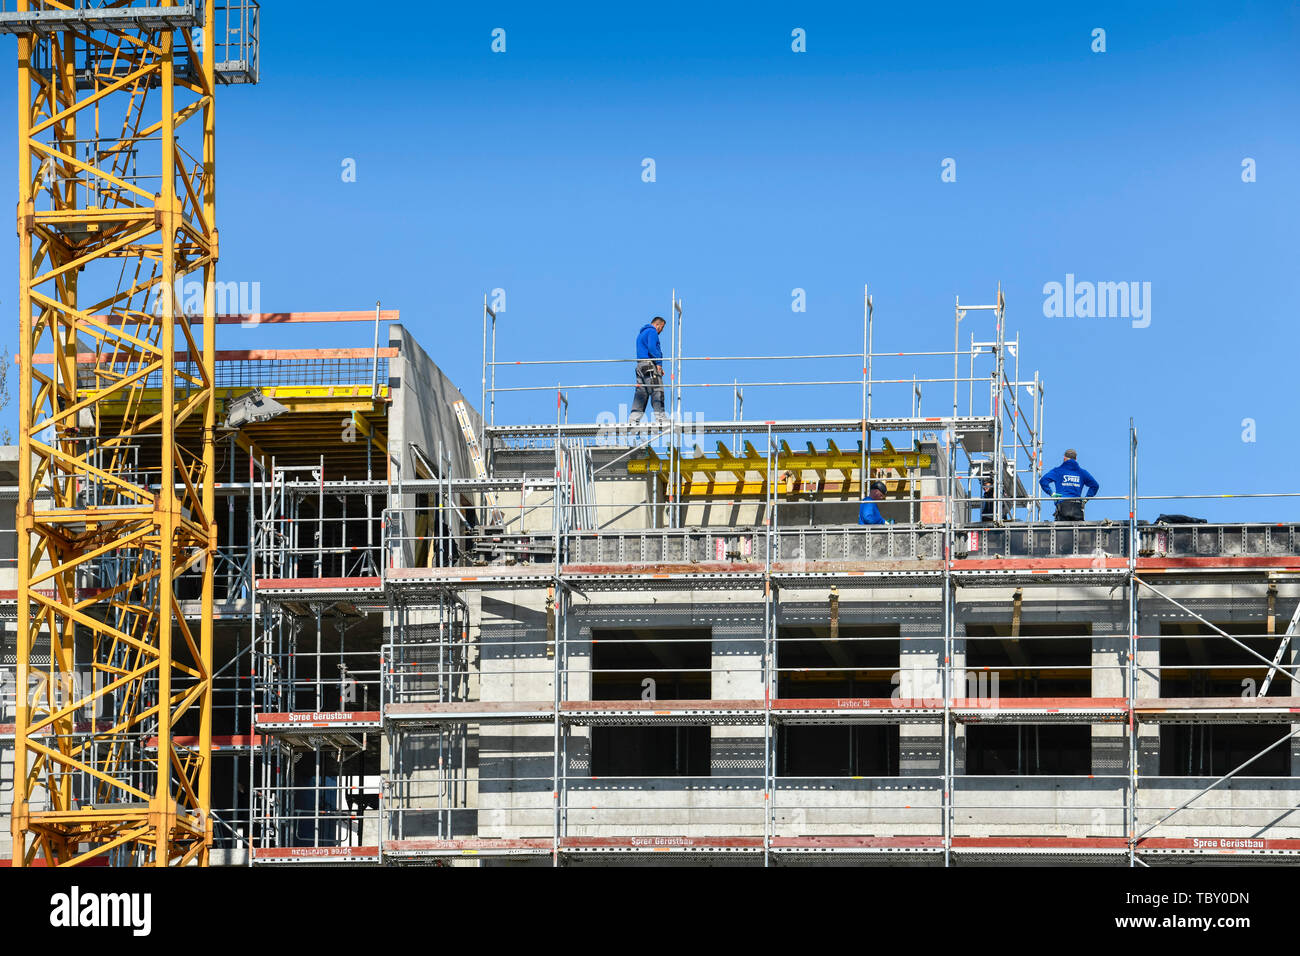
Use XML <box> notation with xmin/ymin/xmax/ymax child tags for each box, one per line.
<box><xmin>1260</xmin><ymin>600</ymin><xmax>1300</xmax><ymax>696</ymax></box>
<box><xmin>454</xmin><ymin>400</ymin><xmax>503</xmax><ymax>525</ymax></box>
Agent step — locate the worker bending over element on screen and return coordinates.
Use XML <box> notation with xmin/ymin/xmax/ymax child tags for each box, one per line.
<box><xmin>1038</xmin><ymin>448</ymin><xmax>1099</xmax><ymax>521</ymax></box>
<box><xmin>628</xmin><ymin>315</ymin><xmax>668</xmax><ymax>424</ymax></box>
<box><xmin>859</xmin><ymin>480</ymin><xmax>890</xmax><ymax>525</ymax></box>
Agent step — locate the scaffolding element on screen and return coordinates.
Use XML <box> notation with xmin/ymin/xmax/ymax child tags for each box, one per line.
<box><xmin>4</xmin><ymin>288</ymin><xmax>1300</xmax><ymax>867</ymax></box>
<box><xmin>237</xmin><ymin>288</ymin><xmax>1300</xmax><ymax>867</ymax></box>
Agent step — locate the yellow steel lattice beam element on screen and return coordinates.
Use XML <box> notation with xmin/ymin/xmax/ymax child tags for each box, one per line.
<box><xmin>11</xmin><ymin>2</ymin><xmax>236</xmax><ymax>867</ymax></box>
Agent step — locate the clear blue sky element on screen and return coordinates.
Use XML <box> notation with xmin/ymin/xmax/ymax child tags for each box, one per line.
<box><xmin>1</xmin><ymin>1</ymin><xmax>1297</xmax><ymax>520</ymax></box>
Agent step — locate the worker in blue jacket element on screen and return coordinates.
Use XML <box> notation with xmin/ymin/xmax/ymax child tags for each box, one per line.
<box><xmin>1038</xmin><ymin>448</ymin><xmax>1098</xmax><ymax>521</ymax></box>
<box><xmin>628</xmin><ymin>315</ymin><xmax>668</xmax><ymax>424</ymax></box>
<box><xmin>859</xmin><ymin>480</ymin><xmax>890</xmax><ymax>525</ymax></box>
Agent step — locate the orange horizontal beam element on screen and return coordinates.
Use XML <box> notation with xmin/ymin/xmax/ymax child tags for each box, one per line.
<box><xmin>87</xmin><ymin>310</ymin><xmax>400</xmax><ymax>325</ymax></box>
<box><xmin>30</xmin><ymin>347</ymin><xmax>398</xmax><ymax>364</ymax></box>
<box><xmin>256</xmin><ymin>576</ymin><xmax>383</xmax><ymax>591</ymax></box>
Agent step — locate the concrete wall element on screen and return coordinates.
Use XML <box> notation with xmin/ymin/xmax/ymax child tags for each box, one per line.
<box><xmin>388</xmin><ymin>324</ymin><xmax>482</xmax><ymax>557</ymax></box>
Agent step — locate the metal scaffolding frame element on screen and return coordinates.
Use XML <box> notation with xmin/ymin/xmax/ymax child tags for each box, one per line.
<box><xmin>238</xmin><ymin>292</ymin><xmax>1300</xmax><ymax>866</ymax></box>
<box><xmin>6</xmin><ymin>288</ymin><xmax>1300</xmax><ymax>867</ymax></box>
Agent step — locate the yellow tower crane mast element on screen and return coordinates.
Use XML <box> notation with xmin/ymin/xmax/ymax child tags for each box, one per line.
<box><xmin>3</xmin><ymin>0</ymin><xmax>258</xmax><ymax>866</ymax></box>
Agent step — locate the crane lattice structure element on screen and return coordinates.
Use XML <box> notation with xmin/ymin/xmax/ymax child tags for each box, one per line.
<box><xmin>4</xmin><ymin>0</ymin><xmax>257</xmax><ymax>866</ymax></box>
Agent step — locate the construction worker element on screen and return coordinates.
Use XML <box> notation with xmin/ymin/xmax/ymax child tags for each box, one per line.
<box><xmin>859</xmin><ymin>480</ymin><xmax>889</xmax><ymax>525</ymax></box>
<box><xmin>980</xmin><ymin>475</ymin><xmax>997</xmax><ymax>522</ymax></box>
<box><xmin>1038</xmin><ymin>448</ymin><xmax>1099</xmax><ymax>521</ymax></box>
<box><xmin>628</xmin><ymin>315</ymin><xmax>668</xmax><ymax>424</ymax></box>
<box><xmin>980</xmin><ymin>471</ymin><xmax>1010</xmax><ymax>522</ymax></box>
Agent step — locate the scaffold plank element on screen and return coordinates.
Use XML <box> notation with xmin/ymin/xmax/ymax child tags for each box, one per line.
<box><xmin>1134</xmin><ymin>697</ymin><xmax>1300</xmax><ymax>723</ymax></box>
<box><xmin>1137</xmin><ymin>838</ymin><xmax>1300</xmax><ymax>855</ymax></box>
<box><xmin>256</xmin><ymin>576</ymin><xmax>383</xmax><ymax>596</ymax></box>
<box><xmin>770</xmin><ymin>836</ymin><xmax>944</xmax><ymax>852</ymax></box>
<box><xmin>950</xmin><ymin>697</ymin><xmax>1130</xmax><ymax>723</ymax></box>
<box><xmin>386</xmin><ymin>566</ymin><xmax>553</xmax><ymax>590</ymax></box>
<box><xmin>770</xmin><ymin>698</ymin><xmax>940</xmax><ymax>723</ymax></box>
<box><xmin>254</xmin><ymin>711</ymin><xmax>381</xmax><ymax>732</ymax></box>
<box><xmin>560</xmin><ymin>699</ymin><xmax>765</xmax><ymax>725</ymax></box>
<box><xmin>1137</xmin><ymin>557</ymin><xmax>1300</xmax><ymax>572</ymax></box>
<box><xmin>383</xmin><ymin>701</ymin><xmax>555</xmax><ymax>724</ymax></box>
<box><xmin>558</xmin><ymin>837</ymin><xmax>764</xmax><ymax>852</ymax></box>
<box><xmin>250</xmin><ymin>846</ymin><xmax>381</xmax><ymax>865</ymax></box>
<box><xmin>951</xmin><ymin>837</ymin><xmax>1128</xmax><ymax>853</ymax></box>
<box><xmin>382</xmin><ymin>838</ymin><xmax>552</xmax><ymax>858</ymax></box>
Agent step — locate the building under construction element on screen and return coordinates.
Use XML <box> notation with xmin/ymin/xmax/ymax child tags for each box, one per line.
<box><xmin>2</xmin><ymin>2</ymin><xmax>1299</xmax><ymax>869</ymax></box>
<box><xmin>4</xmin><ymin>286</ymin><xmax>1300</xmax><ymax>867</ymax></box>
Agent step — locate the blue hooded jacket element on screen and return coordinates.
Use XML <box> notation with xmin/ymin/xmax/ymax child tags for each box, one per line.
<box><xmin>858</xmin><ymin>500</ymin><xmax>886</xmax><ymax>525</ymax></box>
<box><xmin>1039</xmin><ymin>459</ymin><xmax>1099</xmax><ymax>499</ymax></box>
<box><xmin>636</xmin><ymin>323</ymin><xmax>663</xmax><ymax>361</ymax></box>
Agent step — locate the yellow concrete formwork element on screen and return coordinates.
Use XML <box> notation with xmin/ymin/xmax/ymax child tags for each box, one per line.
<box><xmin>12</xmin><ymin>3</ymin><xmax>228</xmax><ymax>867</ymax></box>
<box><xmin>628</xmin><ymin>441</ymin><xmax>932</xmax><ymax>498</ymax></box>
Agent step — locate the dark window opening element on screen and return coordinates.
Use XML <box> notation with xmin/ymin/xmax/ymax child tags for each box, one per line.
<box><xmin>965</xmin><ymin>725</ymin><xmax>1091</xmax><ymax>775</ymax></box>
<box><xmin>778</xmin><ymin>725</ymin><xmax>900</xmax><ymax>777</ymax></box>
<box><xmin>774</xmin><ymin>625</ymin><xmax>900</xmax><ymax>777</ymax></box>
<box><xmin>591</xmin><ymin>725</ymin><xmax>710</xmax><ymax>777</ymax></box>
<box><xmin>590</xmin><ymin>628</ymin><xmax>711</xmax><ymax>777</ymax></box>
<box><xmin>964</xmin><ymin>623</ymin><xmax>1092</xmax><ymax>697</ymax></box>
<box><xmin>776</xmin><ymin>625</ymin><xmax>900</xmax><ymax>699</ymax></box>
<box><xmin>1158</xmin><ymin>622</ymin><xmax>1290</xmax><ymax>697</ymax></box>
<box><xmin>1159</xmin><ymin>724</ymin><xmax>1290</xmax><ymax>776</ymax></box>
<box><xmin>1159</xmin><ymin>622</ymin><xmax>1291</xmax><ymax>776</ymax></box>
<box><xmin>591</xmin><ymin>627</ymin><xmax>711</xmax><ymax>701</ymax></box>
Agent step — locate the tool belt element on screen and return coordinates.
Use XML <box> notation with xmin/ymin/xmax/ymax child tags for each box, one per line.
<box><xmin>1054</xmin><ymin>497</ymin><xmax>1085</xmax><ymax>521</ymax></box>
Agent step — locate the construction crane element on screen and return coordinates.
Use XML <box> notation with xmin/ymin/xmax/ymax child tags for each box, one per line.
<box><xmin>3</xmin><ymin>0</ymin><xmax>258</xmax><ymax>866</ymax></box>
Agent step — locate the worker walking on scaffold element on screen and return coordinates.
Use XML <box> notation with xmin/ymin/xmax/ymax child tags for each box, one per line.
<box><xmin>1039</xmin><ymin>448</ymin><xmax>1099</xmax><ymax>521</ymax></box>
<box><xmin>628</xmin><ymin>315</ymin><xmax>669</xmax><ymax>425</ymax></box>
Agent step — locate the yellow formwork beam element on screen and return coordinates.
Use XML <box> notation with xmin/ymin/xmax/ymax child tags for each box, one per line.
<box><xmin>628</xmin><ymin>444</ymin><xmax>930</xmax><ymax>475</ymax></box>
<box><xmin>675</xmin><ymin>477</ymin><xmax>913</xmax><ymax>497</ymax></box>
<box><xmin>631</xmin><ymin>441</ymin><xmax>928</xmax><ymax>498</ymax></box>
<box><xmin>89</xmin><ymin>384</ymin><xmax>390</xmax><ymax>416</ymax></box>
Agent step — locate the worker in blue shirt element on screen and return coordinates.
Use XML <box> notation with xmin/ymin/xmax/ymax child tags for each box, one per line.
<box><xmin>859</xmin><ymin>480</ymin><xmax>890</xmax><ymax>525</ymax></box>
<box><xmin>1038</xmin><ymin>448</ymin><xmax>1099</xmax><ymax>521</ymax></box>
<box><xmin>628</xmin><ymin>315</ymin><xmax>668</xmax><ymax>424</ymax></box>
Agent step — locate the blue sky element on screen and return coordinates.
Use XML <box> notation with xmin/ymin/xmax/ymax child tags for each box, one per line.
<box><xmin>2</xmin><ymin>1</ymin><xmax>1297</xmax><ymax>520</ymax></box>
